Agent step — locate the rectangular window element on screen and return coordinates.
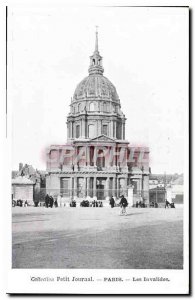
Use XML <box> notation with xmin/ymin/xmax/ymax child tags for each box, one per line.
<box><xmin>77</xmin><ymin>177</ymin><xmax>84</xmax><ymax>198</ymax></box>
<box><xmin>116</xmin><ymin>123</ymin><xmax>121</xmax><ymax>139</ymax></box>
<box><xmin>76</xmin><ymin>125</ymin><xmax>80</xmax><ymax>138</ymax></box>
<box><xmin>61</xmin><ymin>178</ymin><xmax>70</xmax><ymax>197</ymax></box>
<box><xmin>102</xmin><ymin>124</ymin><xmax>108</xmax><ymax>136</ymax></box>
<box><xmin>88</xmin><ymin>124</ymin><xmax>95</xmax><ymax>138</ymax></box>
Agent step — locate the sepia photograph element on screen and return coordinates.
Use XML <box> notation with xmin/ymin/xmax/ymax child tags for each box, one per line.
<box><xmin>6</xmin><ymin>4</ymin><xmax>189</xmax><ymax>294</ymax></box>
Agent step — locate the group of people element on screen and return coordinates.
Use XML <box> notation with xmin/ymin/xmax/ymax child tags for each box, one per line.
<box><xmin>80</xmin><ymin>200</ymin><xmax>103</xmax><ymax>207</ymax></box>
<box><xmin>135</xmin><ymin>201</ymin><xmax>147</xmax><ymax>208</ymax></box>
<box><xmin>92</xmin><ymin>200</ymin><xmax>103</xmax><ymax>207</ymax></box>
<box><xmin>109</xmin><ymin>195</ymin><xmax>128</xmax><ymax>216</ymax></box>
<box><xmin>45</xmin><ymin>194</ymin><xmax>58</xmax><ymax>208</ymax></box>
<box><xmin>165</xmin><ymin>200</ymin><xmax>175</xmax><ymax>209</ymax></box>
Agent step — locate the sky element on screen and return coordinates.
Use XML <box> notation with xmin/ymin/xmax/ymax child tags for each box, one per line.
<box><xmin>9</xmin><ymin>5</ymin><xmax>189</xmax><ymax>174</ymax></box>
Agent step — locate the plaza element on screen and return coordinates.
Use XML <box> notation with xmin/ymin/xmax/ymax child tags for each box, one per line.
<box><xmin>12</xmin><ymin>206</ymin><xmax>183</xmax><ymax>269</ymax></box>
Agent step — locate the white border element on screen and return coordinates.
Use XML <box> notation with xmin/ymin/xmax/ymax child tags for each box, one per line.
<box><xmin>1</xmin><ymin>1</ymin><xmax>190</xmax><ymax>296</ymax></box>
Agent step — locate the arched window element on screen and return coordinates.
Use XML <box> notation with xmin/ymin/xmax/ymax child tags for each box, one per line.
<box><xmin>89</xmin><ymin>102</ymin><xmax>95</xmax><ymax>112</ymax></box>
<box><xmin>93</xmin><ymin>59</ymin><xmax>95</xmax><ymax>65</ymax></box>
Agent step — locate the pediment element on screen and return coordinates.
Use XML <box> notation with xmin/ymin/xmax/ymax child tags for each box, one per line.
<box><xmin>90</xmin><ymin>135</ymin><xmax>116</xmax><ymax>142</ymax></box>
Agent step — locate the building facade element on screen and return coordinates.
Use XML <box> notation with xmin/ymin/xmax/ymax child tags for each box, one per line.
<box><xmin>12</xmin><ymin>163</ymin><xmax>47</xmax><ymax>204</ymax></box>
<box><xmin>46</xmin><ymin>31</ymin><xmax>150</xmax><ymax>204</ymax></box>
<box><xmin>12</xmin><ymin>176</ymin><xmax>34</xmax><ymax>204</ymax></box>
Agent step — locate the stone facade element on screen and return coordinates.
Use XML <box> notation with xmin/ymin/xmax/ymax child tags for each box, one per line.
<box><xmin>46</xmin><ymin>30</ymin><xmax>150</xmax><ymax>205</ymax></box>
<box><xmin>12</xmin><ymin>163</ymin><xmax>46</xmax><ymax>203</ymax></box>
<box><xmin>12</xmin><ymin>176</ymin><xmax>34</xmax><ymax>204</ymax></box>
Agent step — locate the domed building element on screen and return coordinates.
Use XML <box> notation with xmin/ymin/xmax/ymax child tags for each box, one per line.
<box><xmin>46</xmin><ymin>30</ymin><xmax>150</xmax><ymax>205</ymax></box>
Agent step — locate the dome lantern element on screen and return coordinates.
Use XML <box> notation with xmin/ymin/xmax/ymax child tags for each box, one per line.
<box><xmin>88</xmin><ymin>27</ymin><xmax>104</xmax><ymax>75</ymax></box>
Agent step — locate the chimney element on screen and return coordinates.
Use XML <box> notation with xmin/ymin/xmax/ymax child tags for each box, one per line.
<box><xmin>19</xmin><ymin>163</ymin><xmax>23</xmax><ymax>171</ymax></box>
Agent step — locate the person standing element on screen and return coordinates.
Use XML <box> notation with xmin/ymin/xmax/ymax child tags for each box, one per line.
<box><xmin>109</xmin><ymin>196</ymin><xmax>115</xmax><ymax>208</ymax></box>
<box><xmin>119</xmin><ymin>195</ymin><xmax>128</xmax><ymax>216</ymax></box>
<box><xmin>50</xmin><ymin>195</ymin><xmax>54</xmax><ymax>208</ymax></box>
<box><xmin>45</xmin><ymin>194</ymin><xmax>50</xmax><ymax>208</ymax></box>
<box><xmin>165</xmin><ymin>199</ymin><xmax>169</xmax><ymax>209</ymax></box>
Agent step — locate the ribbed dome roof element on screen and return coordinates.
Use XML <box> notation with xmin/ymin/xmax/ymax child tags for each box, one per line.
<box><xmin>73</xmin><ymin>74</ymin><xmax>119</xmax><ymax>101</ymax></box>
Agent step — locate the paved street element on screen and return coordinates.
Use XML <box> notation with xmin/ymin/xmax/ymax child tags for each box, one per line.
<box><xmin>12</xmin><ymin>206</ymin><xmax>183</xmax><ymax>269</ymax></box>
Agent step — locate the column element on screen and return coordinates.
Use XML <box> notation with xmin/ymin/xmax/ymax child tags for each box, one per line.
<box><xmin>67</xmin><ymin>123</ymin><xmax>69</xmax><ymax>139</ymax></box>
<box><xmin>123</xmin><ymin>123</ymin><xmax>125</xmax><ymax>140</ymax></box>
<box><xmin>87</xmin><ymin>177</ymin><xmax>90</xmax><ymax>197</ymax></box>
<box><xmin>117</xmin><ymin>178</ymin><xmax>120</xmax><ymax>198</ymax></box>
<box><xmin>94</xmin><ymin>146</ymin><xmax>97</xmax><ymax>167</ymax></box>
<box><xmin>106</xmin><ymin>177</ymin><xmax>109</xmax><ymax>200</ymax></box>
<box><xmin>112</xmin><ymin>120</ymin><xmax>114</xmax><ymax>138</ymax></box>
<box><xmin>73</xmin><ymin>177</ymin><xmax>77</xmax><ymax>199</ymax></box>
<box><xmin>70</xmin><ymin>122</ymin><xmax>72</xmax><ymax>138</ymax></box>
<box><xmin>85</xmin><ymin>177</ymin><xmax>87</xmax><ymax>198</ymax></box>
<box><xmin>124</xmin><ymin>177</ymin><xmax>128</xmax><ymax>197</ymax></box>
<box><xmin>69</xmin><ymin>177</ymin><xmax>73</xmax><ymax>200</ymax></box>
<box><xmin>93</xmin><ymin>177</ymin><xmax>96</xmax><ymax>199</ymax></box>
<box><xmin>82</xmin><ymin>118</ymin><xmax>85</xmax><ymax>138</ymax></box>
<box><xmin>72</xmin><ymin>122</ymin><xmax>74</xmax><ymax>138</ymax></box>
<box><xmin>98</xmin><ymin>120</ymin><xmax>101</xmax><ymax>136</ymax></box>
<box><xmin>85</xmin><ymin>146</ymin><xmax>88</xmax><ymax>166</ymax></box>
<box><xmin>114</xmin><ymin>177</ymin><xmax>117</xmax><ymax>198</ymax></box>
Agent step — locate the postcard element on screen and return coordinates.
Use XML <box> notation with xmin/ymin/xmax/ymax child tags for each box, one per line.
<box><xmin>5</xmin><ymin>4</ymin><xmax>189</xmax><ymax>295</ymax></box>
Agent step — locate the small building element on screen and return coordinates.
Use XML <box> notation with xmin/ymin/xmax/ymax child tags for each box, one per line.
<box><xmin>12</xmin><ymin>163</ymin><xmax>47</xmax><ymax>204</ymax></box>
<box><xmin>171</xmin><ymin>175</ymin><xmax>183</xmax><ymax>204</ymax></box>
<box><xmin>149</xmin><ymin>187</ymin><xmax>166</xmax><ymax>207</ymax></box>
<box><xmin>12</xmin><ymin>176</ymin><xmax>34</xmax><ymax>205</ymax></box>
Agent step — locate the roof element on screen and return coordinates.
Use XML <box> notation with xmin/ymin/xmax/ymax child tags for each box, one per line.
<box><xmin>73</xmin><ymin>74</ymin><xmax>119</xmax><ymax>102</ymax></box>
<box><xmin>12</xmin><ymin>176</ymin><xmax>34</xmax><ymax>185</ymax></box>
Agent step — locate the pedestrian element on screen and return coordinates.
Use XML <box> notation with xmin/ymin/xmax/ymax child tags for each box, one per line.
<box><xmin>165</xmin><ymin>199</ymin><xmax>169</xmax><ymax>209</ymax></box>
<box><xmin>170</xmin><ymin>202</ymin><xmax>175</xmax><ymax>208</ymax></box>
<box><xmin>54</xmin><ymin>199</ymin><xmax>58</xmax><ymax>207</ymax></box>
<box><xmin>45</xmin><ymin>194</ymin><xmax>50</xmax><ymax>208</ymax></box>
<box><xmin>119</xmin><ymin>195</ymin><xmax>128</xmax><ymax>216</ymax></box>
<box><xmin>109</xmin><ymin>196</ymin><xmax>115</xmax><ymax>208</ymax></box>
<box><xmin>50</xmin><ymin>195</ymin><xmax>54</xmax><ymax>208</ymax></box>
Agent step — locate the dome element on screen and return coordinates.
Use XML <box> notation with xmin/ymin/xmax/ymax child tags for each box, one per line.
<box><xmin>73</xmin><ymin>74</ymin><xmax>119</xmax><ymax>102</ymax></box>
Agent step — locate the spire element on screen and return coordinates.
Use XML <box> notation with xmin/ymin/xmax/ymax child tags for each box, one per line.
<box><xmin>95</xmin><ymin>26</ymin><xmax>99</xmax><ymax>53</ymax></box>
<box><xmin>88</xmin><ymin>26</ymin><xmax>104</xmax><ymax>75</ymax></box>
